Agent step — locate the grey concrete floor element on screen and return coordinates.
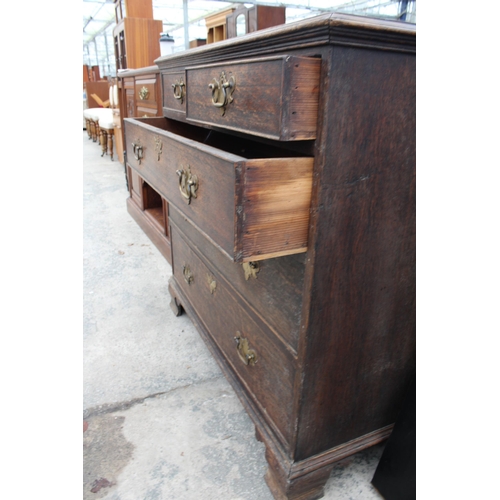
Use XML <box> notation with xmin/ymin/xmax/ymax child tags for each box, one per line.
<box><xmin>83</xmin><ymin>131</ymin><xmax>386</xmax><ymax>500</ymax></box>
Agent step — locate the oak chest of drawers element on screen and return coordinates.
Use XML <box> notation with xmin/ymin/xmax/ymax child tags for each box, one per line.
<box><xmin>124</xmin><ymin>13</ymin><xmax>416</xmax><ymax>500</ymax></box>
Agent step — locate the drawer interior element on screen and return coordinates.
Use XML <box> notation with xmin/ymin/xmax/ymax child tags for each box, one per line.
<box><xmin>136</xmin><ymin>117</ymin><xmax>311</xmax><ymax>160</ymax></box>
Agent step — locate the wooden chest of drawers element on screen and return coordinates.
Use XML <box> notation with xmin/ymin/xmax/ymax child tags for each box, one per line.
<box><xmin>123</xmin><ymin>13</ymin><xmax>416</xmax><ymax>500</ymax></box>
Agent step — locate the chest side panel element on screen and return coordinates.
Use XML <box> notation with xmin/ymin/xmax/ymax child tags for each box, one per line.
<box><xmin>296</xmin><ymin>46</ymin><xmax>416</xmax><ymax>460</ymax></box>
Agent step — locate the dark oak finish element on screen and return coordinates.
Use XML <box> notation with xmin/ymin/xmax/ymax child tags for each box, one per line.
<box><xmin>123</xmin><ymin>13</ymin><xmax>416</xmax><ymax>500</ymax></box>
<box><xmin>185</xmin><ymin>56</ymin><xmax>321</xmax><ymax>141</ymax></box>
<box><xmin>124</xmin><ymin>117</ymin><xmax>314</xmax><ymax>262</ymax></box>
<box><xmin>171</xmin><ymin>222</ymin><xmax>297</xmax><ymax>445</ymax></box>
<box><xmin>169</xmin><ymin>205</ymin><xmax>305</xmax><ymax>353</ymax></box>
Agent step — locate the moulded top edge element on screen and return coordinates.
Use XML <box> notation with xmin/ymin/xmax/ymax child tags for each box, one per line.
<box><xmin>154</xmin><ymin>12</ymin><xmax>415</xmax><ymax>67</ymax></box>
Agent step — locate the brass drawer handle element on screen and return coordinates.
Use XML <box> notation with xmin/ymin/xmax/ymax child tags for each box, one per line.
<box><xmin>176</xmin><ymin>166</ymin><xmax>198</xmax><ymax>204</ymax></box>
<box><xmin>139</xmin><ymin>86</ymin><xmax>149</xmax><ymax>100</ymax></box>
<box><xmin>131</xmin><ymin>141</ymin><xmax>143</xmax><ymax>164</ymax></box>
<box><xmin>154</xmin><ymin>136</ymin><xmax>162</xmax><ymax>160</ymax></box>
<box><xmin>234</xmin><ymin>333</ymin><xmax>257</xmax><ymax>366</ymax></box>
<box><xmin>182</xmin><ymin>265</ymin><xmax>194</xmax><ymax>285</ymax></box>
<box><xmin>242</xmin><ymin>262</ymin><xmax>260</xmax><ymax>280</ymax></box>
<box><xmin>172</xmin><ymin>79</ymin><xmax>185</xmax><ymax>104</ymax></box>
<box><xmin>208</xmin><ymin>71</ymin><xmax>235</xmax><ymax>116</ymax></box>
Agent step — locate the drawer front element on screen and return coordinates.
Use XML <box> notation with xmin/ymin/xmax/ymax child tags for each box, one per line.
<box><xmin>135</xmin><ymin>76</ymin><xmax>158</xmax><ymax>107</ymax></box>
<box><xmin>162</xmin><ymin>71</ymin><xmax>186</xmax><ymax>116</ymax></box>
<box><xmin>185</xmin><ymin>55</ymin><xmax>321</xmax><ymax>141</ymax></box>
<box><xmin>124</xmin><ymin>117</ymin><xmax>313</xmax><ymax>262</ymax></box>
<box><xmin>171</xmin><ymin>224</ymin><xmax>296</xmax><ymax>446</ymax></box>
<box><xmin>170</xmin><ymin>205</ymin><xmax>304</xmax><ymax>353</ymax></box>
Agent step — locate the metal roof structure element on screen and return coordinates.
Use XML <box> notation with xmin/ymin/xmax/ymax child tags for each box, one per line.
<box><xmin>83</xmin><ymin>0</ymin><xmax>416</xmax><ymax>79</ymax></box>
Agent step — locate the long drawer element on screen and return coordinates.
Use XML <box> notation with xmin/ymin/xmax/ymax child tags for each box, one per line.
<box><xmin>124</xmin><ymin>117</ymin><xmax>313</xmax><ymax>262</ymax></box>
<box><xmin>160</xmin><ymin>55</ymin><xmax>321</xmax><ymax>141</ymax></box>
<box><xmin>170</xmin><ymin>223</ymin><xmax>296</xmax><ymax>446</ymax></box>
<box><xmin>169</xmin><ymin>205</ymin><xmax>305</xmax><ymax>353</ymax></box>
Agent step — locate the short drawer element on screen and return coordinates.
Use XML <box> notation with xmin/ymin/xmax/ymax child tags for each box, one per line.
<box><xmin>136</xmin><ymin>76</ymin><xmax>158</xmax><ymax>107</ymax></box>
<box><xmin>124</xmin><ymin>117</ymin><xmax>313</xmax><ymax>262</ymax></box>
<box><xmin>185</xmin><ymin>55</ymin><xmax>321</xmax><ymax>141</ymax></box>
<box><xmin>162</xmin><ymin>71</ymin><xmax>186</xmax><ymax>117</ymax></box>
<box><xmin>171</xmin><ymin>224</ymin><xmax>296</xmax><ymax>445</ymax></box>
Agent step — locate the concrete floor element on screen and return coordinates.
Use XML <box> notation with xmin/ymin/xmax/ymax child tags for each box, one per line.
<box><xmin>83</xmin><ymin>131</ymin><xmax>387</xmax><ymax>500</ymax></box>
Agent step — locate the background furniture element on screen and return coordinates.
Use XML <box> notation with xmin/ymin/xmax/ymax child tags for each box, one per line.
<box><xmin>226</xmin><ymin>5</ymin><xmax>286</xmax><ymax>38</ymax></box>
<box><xmin>113</xmin><ymin>0</ymin><xmax>162</xmax><ymax>70</ymax></box>
<box><xmin>205</xmin><ymin>7</ymin><xmax>235</xmax><ymax>44</ymax></box>
<box><xmin>123</xmin><ymin>13</ymin><xmax>416</xmax><ymax>500</ymax></box>
<box><xmin>189</xmin><ymin>38</ymin><xmax>206</xmax><ymax>48</ymax></box>
<box><xmin>83</xmin><ymin>64</ymin><xmax>101</xmax><ymax>83</ymax></box>
<box><xmin>84</xmin><ymin>81</ymin><xmax>110</xmax><ymax>109</ymax></box>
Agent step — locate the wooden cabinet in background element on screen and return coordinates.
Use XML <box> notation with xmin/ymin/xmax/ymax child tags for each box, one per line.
<box><xmin>113</xmin><ymin>18</ymin><xmax>162</xmax><ymax>70</ymax></box>
<box><xmin>113</xmin><ymin>0</ymin><xmax>162</xmax><ymax>70</ymax></box>
<box><xmin>205</xmin><ymin>7</ymin><xmax>235</xmax><ymax>44</ymax></box>
<box><xmin>226</xmin><ymin>5</ymin><xmax>286</xmax><ymax>38</ymax></box>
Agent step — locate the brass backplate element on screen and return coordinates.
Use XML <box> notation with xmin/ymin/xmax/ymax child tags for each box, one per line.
<box><xmin>207</xmin><ymin>273</ymin><xmax>217</xmax><ymax>294</ymax></box>
<box><xmin>242</xmin><ymin>262</ymin><xmax>260</xmax><ymax>280</ymax></box>
<box><xmin>234</xmin><ymin>332</ymin><xmax>257</xmax><ymax>366</ymax></box>
<box><xmin>154</xmin><ymin>135</ymin><xmax>163</xmax><ymax>160</ymax></box>
<box><xmin>182</xmin><ymin>265</ymin><xmax>193</xmax><ymax>285</ymax></box>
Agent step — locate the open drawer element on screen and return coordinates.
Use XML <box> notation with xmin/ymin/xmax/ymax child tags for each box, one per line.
<box><xmin>124</xmin><ymin>117</ymin><xmax>313</xmax><ymax>262</ymax></box>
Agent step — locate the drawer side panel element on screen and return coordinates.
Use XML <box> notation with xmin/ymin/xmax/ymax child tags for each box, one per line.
<box><xmin>238</xmin><ymin>158</ymin><xmax>313</xmax><ymax>261</ymax></box>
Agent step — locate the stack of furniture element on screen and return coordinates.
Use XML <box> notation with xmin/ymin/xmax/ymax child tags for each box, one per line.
<box><xmin>122</xmin><ymin>13</ymin><xmax>416</xmax><ymax>500</ymax></box>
